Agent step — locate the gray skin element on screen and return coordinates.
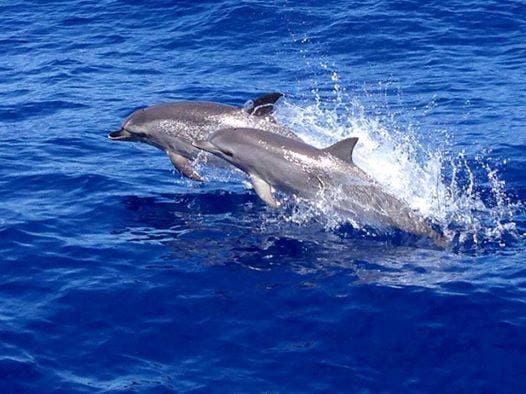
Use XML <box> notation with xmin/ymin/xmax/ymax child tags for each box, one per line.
<box><xmin>193</xmin><ymin>128</ymin><xmax>448</xmax><ymax>248</ymax></box>
<box><xmin>108</xmin><ymin>93</ymin><xmax>298</xmax><ymax>181</ymax></box>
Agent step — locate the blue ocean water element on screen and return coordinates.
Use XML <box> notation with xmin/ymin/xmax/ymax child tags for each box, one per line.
<box><xmin>1</xmin><ymin>0</ymin><xmax>525</xmax><ymax>391</ymax></box>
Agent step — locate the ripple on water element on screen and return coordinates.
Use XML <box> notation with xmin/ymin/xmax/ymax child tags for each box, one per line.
<box><xmin>0</xmin><ymin>0</ymin><xmax>525</xmax><ymax>392</ymax></box>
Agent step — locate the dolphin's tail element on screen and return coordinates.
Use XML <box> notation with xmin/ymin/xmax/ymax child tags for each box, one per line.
<box><xmin>428</xmin><ymin>229</ymin><xmax>450</xmax><ymax>249</ymax></box>
<box><xmin>392</xmin><ymin>206</ymin><xmax>450</xmax><ymax>249</ymax></box>
<box><xmin>411</xmin><ymin>217</ymin><xmax>450</xmax><ymax>249</ymax></box>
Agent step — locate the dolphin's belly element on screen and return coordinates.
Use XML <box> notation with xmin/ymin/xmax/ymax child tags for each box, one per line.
<box><xmin>265</xmin><ymin>164</ymin><xmax>325</xmax><ymax>201</ymax></box>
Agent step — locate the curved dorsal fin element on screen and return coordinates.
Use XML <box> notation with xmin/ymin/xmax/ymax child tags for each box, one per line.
<box><xmin>243</xmin><ymin>92</ymin><xmax>284</xmax><ymax>116</ymax></box>
<box><xmin>322</xmin><ymin>137</ymin><xmax>359</xmax><ymax>163</ymax></box>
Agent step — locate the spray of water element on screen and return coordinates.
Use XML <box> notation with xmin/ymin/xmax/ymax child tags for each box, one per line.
<box><xmin>268</xmin><ymin>72</ymin><xmax>521</xmax><ymax>249</ymax></box>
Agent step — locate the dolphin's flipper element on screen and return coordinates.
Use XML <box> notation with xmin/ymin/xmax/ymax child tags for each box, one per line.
<box><xmin>322</xmin><ymin>137</ymin><xmax>359</xmax><ymax>163</ymax></box>
<box><xmin>244</xmin><ymin>92</ymin><xmax>284</xmax><ymax>117</ymax></box>
<box><xmin>250</xmin><ymin>174</ymin><xmax>280</xmax><ymax>208</ymax></box>
<box><xmin>168</xmin><ymin>151</ymin><xmax>203</xmax><ymax>181</ymax></box>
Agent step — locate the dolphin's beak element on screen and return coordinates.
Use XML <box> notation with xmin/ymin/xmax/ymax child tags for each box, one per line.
<box><xmin>108</xmin><ymin>129</ymin><xmax>132</xmax><ymax>140</ymax></box>
<box><xmin>192</xmin><ymin>139</ymin><xmax>216</xmax><ymax>153</ymax></box>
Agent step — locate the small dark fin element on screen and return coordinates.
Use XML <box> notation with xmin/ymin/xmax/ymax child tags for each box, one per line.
<box><xmin>243</xmin><ymin>92</ymin><xmax>284</xmax><ymax>117</ymax></box>
<box><xmin>322</xmin><ymin>137</ymin><xmax>359</xmax><ymax>163</ymax></box>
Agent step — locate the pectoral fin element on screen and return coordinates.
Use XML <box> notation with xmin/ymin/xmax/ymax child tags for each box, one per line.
<box><xmin>168</xmin><ymin>151</ymin><xmax>203</xmax><ymax>181</ymax></box>
<box><xmin>250</xmin><ymin>174</ymin><xmax>280</xmax><ymax>208</ymax></box>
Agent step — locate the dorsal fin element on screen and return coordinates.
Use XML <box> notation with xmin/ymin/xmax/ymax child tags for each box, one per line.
<box><xmin>322</xmin><ymin>137</ymin><xmax>359</xmax><ymax>163</ymax></box>
<box><xmin>243</xmin><ymin>92</ymin><xmax>284</xmax><ymax>116</ymax></box>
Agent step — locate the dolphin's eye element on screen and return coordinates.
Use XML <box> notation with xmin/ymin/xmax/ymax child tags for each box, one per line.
<box><xmin>222</xmin><ymin>150</ymin><xmax>234</xmax><ymax>157</ymax></box>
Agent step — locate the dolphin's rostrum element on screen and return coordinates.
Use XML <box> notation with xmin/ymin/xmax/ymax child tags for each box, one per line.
<box><xmin>193</xmin><ymin>127</ymin><xmax>448</xmax><ymax>247</ymax></box>
<box><xmin>108</xmin><ymin>93</ymin><xmax>298</xmax><ymax>181</ymax></box>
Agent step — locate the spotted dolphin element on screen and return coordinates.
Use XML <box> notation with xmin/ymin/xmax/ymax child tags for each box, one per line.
<box><xmin>108</xmin><ymin>93</ymin><xmax>298</xmax><ymax>181</ymax></box>
<box><xmin>193</xmin><ymin>127</ymin><xmax>448</xmax><ymax>247</ymax></box>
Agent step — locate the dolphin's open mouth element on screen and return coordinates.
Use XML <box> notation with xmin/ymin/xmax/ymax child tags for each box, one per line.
<box><xmin>108</xmin><ymin>129</ymin><xmax>132</xmax><ymax>140</ymax></box>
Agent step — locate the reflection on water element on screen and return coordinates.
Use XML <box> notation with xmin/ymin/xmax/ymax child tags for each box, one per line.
<box><xmin>113</xmin><ymin>192</ymin><xmax>523</xmax><ymax>291</ymax></box>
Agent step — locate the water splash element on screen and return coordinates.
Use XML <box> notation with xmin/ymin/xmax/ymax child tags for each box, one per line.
<box><xmin>271</xmin><ymin>72</ymin><xmax>521</xmax><ymax>249</ymax></box>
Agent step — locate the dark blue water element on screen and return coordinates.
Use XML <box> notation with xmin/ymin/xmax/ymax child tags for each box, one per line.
<box><xmin>1</xmin><ymin>0</ymin><xmax>525</xmax><ymax>392</ymax></box>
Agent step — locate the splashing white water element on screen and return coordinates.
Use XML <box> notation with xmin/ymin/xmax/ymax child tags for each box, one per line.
<box><xmin>271</xmin><ymin>82</ymin><xmax>520</xmax><ymax>248</ymax></box>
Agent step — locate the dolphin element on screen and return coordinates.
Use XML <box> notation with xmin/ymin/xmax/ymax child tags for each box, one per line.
<box><xmin>193</xmin><ymin>128</ymin><xmax>448</xmax><ymax>247</ymax></box>
<box><xmin>108</xmin><ymin>92</ymin><xmax>298</xmax><ymax>181</ymax></box>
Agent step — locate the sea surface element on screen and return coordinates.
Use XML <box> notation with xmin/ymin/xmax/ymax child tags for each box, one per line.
<box><xmin>1</xmin><ymin>0</ymin><xmax>525</xmax><ymax>392</ymax></box>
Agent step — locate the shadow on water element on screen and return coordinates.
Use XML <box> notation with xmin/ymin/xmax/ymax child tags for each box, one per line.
<box><xmin>109</xmin><ymin>191</ymin><xmax>524</xmax><ymax>290</ymax></box>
